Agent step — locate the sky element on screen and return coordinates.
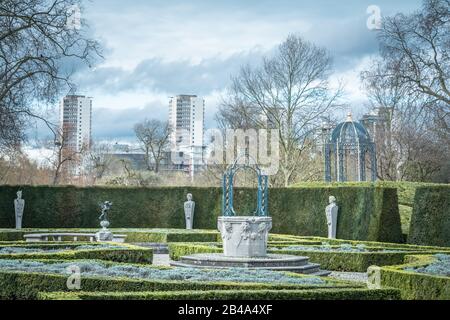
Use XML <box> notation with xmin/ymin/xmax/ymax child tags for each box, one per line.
<box><xmin>31</xmin><ymin>0</ymin><xmax>422</xmax><ymax>144</ymax></box>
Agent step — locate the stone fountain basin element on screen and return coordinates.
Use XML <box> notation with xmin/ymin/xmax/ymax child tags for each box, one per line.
<box><xmin>218</xmin><ymin>216</ymin><xmax>272</xmax><ymax>257</ymax></box>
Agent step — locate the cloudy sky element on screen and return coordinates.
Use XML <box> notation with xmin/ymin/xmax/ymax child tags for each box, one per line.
<box><xmin>34</xmin><ymin>0</ymin><xmax>423</xmax><ymax>143</ymax></box>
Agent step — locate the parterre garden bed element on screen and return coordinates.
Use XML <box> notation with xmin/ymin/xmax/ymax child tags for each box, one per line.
<box><xmin>377</xmin><ymin>254</ymin><xmax>450</xmax><ymax>300</ymax></box>
<box><xmin>0</xmin><ymin>228</ymin><xmax>219</xmax><ymax>243</ymax></box>
<box><xmin>0</xmin><ymin>258</ymin><xmax>399</xmax><ymax>300</ymax></box>
<box><xmin>169</xmin><ymin>238</ymin><xmax>450</xmax><ymax>272</ymax></box>
<box><xmin>0</xmin><ymin>242</ymin><xmax>153</xmax><ymax>264</ymax></box>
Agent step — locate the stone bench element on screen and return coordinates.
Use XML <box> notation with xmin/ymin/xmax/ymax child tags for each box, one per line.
<box><xmin>24</xmin><ymin>233</ymin><xmax>127</xmax><ymax>243</ymax></box>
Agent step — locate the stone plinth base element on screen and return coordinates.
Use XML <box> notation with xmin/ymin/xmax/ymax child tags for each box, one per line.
<box><xmin>95</xmin><ymin>229</ymin><xmax>113</xmax><ymax>242</ymax></box>
<box><xmin>218</xmin><ymin>216</ymin><xmax>272</xmax><ymax>257</ymax></box>
<box><xmin>170</xmin><ymin>253</ymin><xmax>330</xmax><ymax>276</ymax></box>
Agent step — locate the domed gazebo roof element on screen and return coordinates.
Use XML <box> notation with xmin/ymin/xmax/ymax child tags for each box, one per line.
<box><xmin>330</xmin><ymin>113</ymin><xmax>372</xmax><ymax>146</ymax></box>
<box><xmin>324</xmin><ymin>112</ymin><xmax>377</xmax><ymax>182</ymax></box>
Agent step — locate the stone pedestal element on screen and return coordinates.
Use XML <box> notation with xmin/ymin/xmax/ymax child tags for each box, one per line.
<box><xmin>218</xmin><ymin>216</ymin><xmax>272</xmax><ymax>257</ymax></box>
<box><xmin>95</xmin><ymin>220</ymin><xmax>113</xmax><ymax>242</ymax></box>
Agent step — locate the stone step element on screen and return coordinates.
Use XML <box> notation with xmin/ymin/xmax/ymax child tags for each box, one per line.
<box><xmin>132</xmin><ymin>242</ymin><xmax>169</xmax><ymax>254</ymax></box>
<box><xmin>179</xmin><ymin>253</ymin><xmax>310</xmax><ymax>268</ymax></box>
<box><xmin>170</xmin><ymin>260</ymin><xmax>329</xmax><ymax>276</ymax></box>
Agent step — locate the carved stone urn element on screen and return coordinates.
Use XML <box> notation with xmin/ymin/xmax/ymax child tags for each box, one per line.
<box><xmin>218</xmin><ymin>216</ymin><xmax>272</xmax><ymax>257</ymax></box>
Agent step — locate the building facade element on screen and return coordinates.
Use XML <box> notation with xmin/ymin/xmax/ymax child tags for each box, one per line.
<box><xmin>168</xmin><ymin>95</ymin><xmax>205</xmax><ymax>175</ymax></box>
<box><xmin>59</xmin><ymin>95</ymin><xmax>93</xmax><ymax>152</ymax></box>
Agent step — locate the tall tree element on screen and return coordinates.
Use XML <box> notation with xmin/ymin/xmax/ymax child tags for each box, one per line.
<box><xmin>0</xmin><ymin>0</ymin><xmax>101</xmax><ymax>153</ymax></box>
<box><xmin>362</xmin><ymin>0</ymin><xmax>450</xmax><ymax>182</ymax></box>
<box><xmin>134</xmin><ymin>119</ymin><xmax>171</xmax><ymax>173</ymax></box>
<box><xmin>218</xmin><ymin>34</ymin><xmax>342</xmax><ymax>186</ymax></box>
<box><xmin>371</xmin><ymin>0</ymin><xmax>449</xmax><ymax>132</ymax></box>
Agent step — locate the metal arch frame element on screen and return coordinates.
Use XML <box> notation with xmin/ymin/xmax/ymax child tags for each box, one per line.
<box><xmin>222</xmin><ymin>155</ymin><xmax>269</xmax><ymax>217</ymax></box>
<box><xmin>324</xmin><ymin>122</ymin><xmax>377</xmax><ymax>182</ymax></box>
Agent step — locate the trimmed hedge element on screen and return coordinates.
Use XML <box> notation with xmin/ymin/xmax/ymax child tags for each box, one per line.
<box><xmin>0</xmin><ymin>185</ymin><xmax>402</xmax><ymax>242</ymax></box>
<box><xmin>408</xmin><ymin>186</ymin><xmax>450</xmax><ymax>247</ymax></box>
<box><xmin>169</xmin><ymin>241</ymin><xmax>450</xmax><ymax>272</ymax></box>
<box><xmin>378</xmin><ymin>255</ymin><xmax>450</xmax><ymax>300</ymax></box>
<box><xmin>37</xmin><ymin>288</ymin><xmax>401</xmax><ymax>300</ymax></box>
<box><xmin>292</xmin><ymin>236</ymin><xmax>450</xmax><ymax>252</ymax></box>
<box><xmin>0</xmin><ymin>242</ymin><xmax>153</xmax><ymax>264</ymax></box>
<box><xmin>0</xmin><ymin>228</ymin><xmax>219</xmax><ymax>243</ymax></box>
<box><xmin>0</xmin><ymin>259</ymin><xmax>361</xmax><ymax>299</ymax></box>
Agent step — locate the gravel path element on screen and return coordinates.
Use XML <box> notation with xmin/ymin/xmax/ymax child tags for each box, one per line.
<box><xmin>153</xmin><ymin>254</ymin><xmax>171</xmax><ymax>266</ymax></box>
<box><xmin>328</xmin><ymin>271</ymin><xmax>368</xmax><ymax>283</ymax></box>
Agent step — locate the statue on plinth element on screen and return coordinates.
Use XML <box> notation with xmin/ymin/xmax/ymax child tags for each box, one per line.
<box><xmin>325</xmin><ymin>196</ymin><xmax>338</xmax><ymax>239</ymax></box>
<box><xmin>14</xmin><ymin>190</ymin><xmax>25</xmax><ymax>229</ymax></box>
<box><xmin>184</xmin><ymin>193</ymin><xmax>195</xmax><ymax>230</ymax></box>
<box><xmin>96</xmin><ymin>201</ymin><xmax>113</xmax><ymax>241</ymax></box>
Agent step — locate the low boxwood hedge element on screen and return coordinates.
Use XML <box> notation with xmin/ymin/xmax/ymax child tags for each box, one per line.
<box><xmin>0</xmin><ymin>259</ymin><xmax>362</xmax><ymax>299</ymax></box>
<box><xmin>0</xmin><ymin>228</ymin><xmax>219</xmax><ymax>243</ymax></box>
<box><xmin>37</xmin><ymin>288</ymin><xmax>401</xmax><ymax>300</ymax></box>
<box><xmin>169</xmin><ymin>243</ymin><xmax>221</xmax><ymax>261</ymax></box>
<box><xmin>0</xmin><ymin>242</ymin><xmax>153</xmax><ymax>264</ymax></box>
<box><xmin>377</xmin><ymin>255</ymin><xmax>450</xmax><ymax>300</ymax></box>
<box><xmin>169</xmin><ymin>241</ymin><xmax>450</xmax><ymax>272</ymax></box>
<box><xmin>285</xmin><ymin>236</ymin><xmax>450</xmax><ymax>252</ymax></box>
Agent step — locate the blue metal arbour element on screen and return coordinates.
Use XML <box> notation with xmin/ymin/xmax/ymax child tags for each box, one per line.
<box><xmin>324</xmin><ymin>115</ymin><xmax>377</xmax><ymax>182</ymax></box>
<box><xmin>222</xmin><ymin>156</ymin><xmax>269</xmax><ymax>217</ymax></box>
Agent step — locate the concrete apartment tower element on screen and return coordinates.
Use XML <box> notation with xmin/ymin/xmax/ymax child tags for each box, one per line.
<box><xmin>168</xmin><ymin>95</ymin><xmax>205</xmax><ymax>177</ymax></box>
<box><xmin>59</xmin><ymin>95</ymin><xmax>93</xmax><ymax>152</ymax></box>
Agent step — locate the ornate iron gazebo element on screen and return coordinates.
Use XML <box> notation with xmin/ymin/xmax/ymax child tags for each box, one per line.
<box><xmin>324</xmin><ymin>113</ymin><xmax>377</xmax><ymax>182</ymax></box>
<box><xmin>222</xmin><ymin>155</ymin><xmax>269</xmax><ymax>217</ymax></box>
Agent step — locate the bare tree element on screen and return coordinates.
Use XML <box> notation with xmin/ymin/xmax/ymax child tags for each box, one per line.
<box><xmin>362</xmin><ymin>0</ymin><xmax>450</xmax><ymax>182</ymax></box>
<box><xmin>218</xmin><ymin>34</ymin><xmax>342</xmax><ymax>186</ymax></box>
<box><xmin>0</xmin><ymin>0</ymin><xmax>101</xmax><ymax>153</ymax></box>
<box><xmin>134</xmin><ymin>119</ymin><xmax>171</xmax><ymax>173</ymax></box>
<box><xmin>370</xmin><ymin>0</ymin><xmax>449</xmax><ymax>133</ymax></box>
<box><xmin>85</xmin><ymin>142</ymin><xmax>116</xmax><ymax>184</ymax></box>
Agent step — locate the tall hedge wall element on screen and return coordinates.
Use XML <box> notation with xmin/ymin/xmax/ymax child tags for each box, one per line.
<box><xmin>408</xmin><ymin>186</ymin><xmax>450</xmax><ymax>247</ymax></box>
<box><xmin>0</xmin><ymin>185</ymin><xmax>402</xmax><ymax>242</ymax></box>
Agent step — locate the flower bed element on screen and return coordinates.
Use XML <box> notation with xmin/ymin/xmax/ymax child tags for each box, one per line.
<box><xmin>0</xmin><ymin>258</ymin><xmax>371</xmax><ymax>299</ymax></box>
<box><xmin>404</xmin><ymin>254</ymin><xmax>450</xmax><ymax>277</ymax></box>
<box><xmin>169</xmin><ymin>240</ymin><xmax>450</xmax><ymax>272</ymax></box>
<box><xmin>0</xmin><ymin>242</ymin><xmax>152</xmax><ymax>264</ymax></box>
<box><xmin>378</xmin><ymin>254</ymin><xmax>450</xmax><ymax>300</ymax></box>
<box><xmin>0</xmin><ymin>228</ymin><xmax>219</xmax><ymax>243</ymax></box>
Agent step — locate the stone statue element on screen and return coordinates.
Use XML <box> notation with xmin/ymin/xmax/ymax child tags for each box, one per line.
<box><xmin>325</xmin><ymin>196</ymin><xmax>339</xmax><ymax>239</ymax></box>
<box><xmin>99</xmin><ymin>201</ymin><xmax>112</xmax><ymax>222</ymax></box>
<box><xmin>184</xmin><ymin>193</ymin><xmax>195</xmax><ymax>230</ymax></box>
<box><xmin>96</xmin><ymin>201</ymin><xmax>113</xmax><ymax>241</ymax></box>
<box><xmin>14</xmin><ymin>190</ymin><xmax>25</xmax><ymax>229</ymax></box>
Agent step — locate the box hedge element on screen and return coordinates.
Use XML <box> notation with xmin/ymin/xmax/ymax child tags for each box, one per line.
<box><xmin>0</xmin><ymin>259</ymin><xmax>361</xmax><ymax>300</ymax></box>
<box><xmin>0</xmin><ymin>185</ymin><xmax>402</xmax><ymax>242</ymax></box>
<box><xmin>0</xmin><ymin>228</ymin><xmax>219</xmax><ymax>243</ymax></box>
<box><xmin>378</xmin><ymin>255</ymin><xmax>450</xmax><ymax>300</ymax></box>
<box><xmin>0</xmin><ymin>242</ymin><xmax>153</xmax><ymax>264</ymax></box>
<box><xmin>37</xmin><ymin>288</ymin><xmax>401</xmax><ymax>300</ymax></box>
<box><xmin>408</xmin><ymin>185</ymin><xmax>450</xmax><ymax>247</ymax></box>
<box><xmin>169</xmin><ymin>241</ymin><xmax>450</xmax><ymax>272</ymax></box>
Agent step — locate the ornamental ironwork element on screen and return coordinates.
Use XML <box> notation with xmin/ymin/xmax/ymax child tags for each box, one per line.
<box><xmin>222</xmin><ymin>155</ymin><xmax>269</xmax><ymax>217</ymax></box>
<box><xmin>324</xmin><ymin>113</ymin><xmax>377</xmax><ymax>182</ymax></box>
